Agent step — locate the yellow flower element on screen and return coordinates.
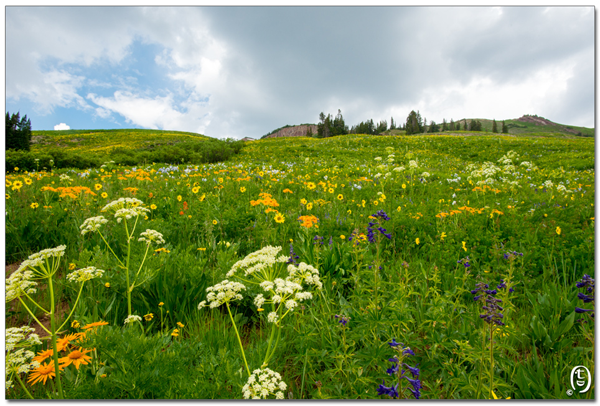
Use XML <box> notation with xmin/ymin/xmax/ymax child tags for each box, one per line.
<box><xmin>462</xmin><ymin>241</ymin><xmax>467</xmax><ymax>252</ymax></box>
<box><xmin>306</xmin><ymin>182</ymin><xmax>316</xmax><ymax>190</ymax></box>
<box><xmin>177</xmin><ymin>195</ymin><xmax>182</xmax><ymax>202</ymax></box>
<box><xmin>402</xmin><ymin>184</ymin><xmax>406</xmax><ymax>189</ymax></box>
<box><xmin>177</xmin><ymin>322</ymin><xmax>185</xmax><ymax>328</ymax></box>
<box><xmin>158</xmin><ymin>302</ymin><xmax>164</xmax><ymax>307</ymax></box>
<box><xmin>30</xmin><ymin>202</ymin><xmax>39</xmax><ymax>209</ymax></box>
<box><xmin>337</xmin><ymin>194</ymin><xmax>344</xmax><ymax>201</ymax></box>
<box><xmin>556</xmin><ymin>226</ymin><xmax>561</xmax><ymax>235</ymax></box>
<box><xmin>416</xmin><ymin>238</ymin><xmax>420</xmax><ymax>245</ymax></box>
<box><xmin>218</xmin><ymin>177</ymin><xmax>224</xmax><ymax>183</ymax></box>
<box><xmin>24</xmin><ymin>178</ymin><xmax>32</xmax><ymax>185</ymax></box>
<box><xmin>69</xmin><ymin>263</ymin><xmax>77</xmax><ymax>270</ymax></box>
<box><xmin>5</xmin><ymin>194</ymin><xmax>9</xmax><ymax>200</ymax></box>
<box><xmin>361</xmin><ymin>200</ymin><xmax>366</xmax><ymax>208</ymax></box>
<box><xmin>105</xmin><ymin>283</ymin><xmax>110</xmax><ymax>288</ymax></box>
<box><xmin>397</xmin><ymin>206</ymin><xmax>401</xmax><ymax>212</ymax></box>
<box><xmin>192</xmin><ymin>186</ymin><xmax>200</xmax><ymax>194</ymax></box>
<box><xmin>306</xmin><ymin>202</ymin><xmax>313</xmax><ymax>211</ymax></box>
<box><xmin>373</xmin><ymin>200</ymin><xmax>379</xmax><ymax>206</ymax></box>
<box><xmin>14</xmin><ymin>167</ymin><xmax>18</xmax><ymax>171</ymax></box>
<box><xmin>300</xmin><ymin>198</ymin><xmax>307</xmax><ymax>205</ymax></box>
<box><xmin>328</xmin><ymin>188</ymin><xmax>334</xmax><ymax>194</ymax></box>
<box><xmin>199</xmin><ymin>194</ymin><xmax>206</xmax><ymax>202</ymax></box>
<box><xmin>6</xmin><ymin>180</ymin><xmax>12</xmax><ymax>187</ymax></box>
<box><xmin>94</xmin><ymin>184</ymin><xmax>102</xmax><ymax>191</ymax></box>
<box><xmin>198</xmin><ymin>247</ymin><xmax>206</xmax><ymax>251</ymax></box>
<box><xmin>212</xmin><ymin>219</ymin><xmax>218</xmax><ymax>225</ymax></box>
<box><xmin>240</xmin><ymin>187</ymin><xmax>246</xmax><ymax>193</ymax></box>
<box><xmin>171</xmin><ymin>329</ymin><xmax>179</xmax><ymax>337</ymax></box>
<box><xmin>144</xmin><ymin>313</ymin><xmax>154</xmax><ymax>321</ymax></box>
<box><xmin>150</xmin><ymin>204</ymin><xmax>157</xmax><ymax>210</ymax></box>
<box><xmin>440</xmin><ymin>232</ymin><xmax>447</xmax><ymax>241</ymax></box>
<box><xmin>12</xmin><ymin>180</ymin><xmax>23</xmax><ymax>190</ymax></box>
<box><xmin>274</xmin><ymin>213</ymin><xmax>285</xmax><ymax>223</ymax></box>
<box><xmin>71</xmin><ymin>320</ymin><xmax>80</xmax><ymax>329</ymax></box>
<box><xmin>257</xmin><ymin>308</ymin><xmax>264</xmax><ymax>312</ymax></box>
<box><xmin>101</xmin><ymin>192</ymin><xmax>108</xmax><ymax>198</ymax></box>
<box><xmin>340</xmin><ymin>235</ymin><xmax>345</xmax><ymax>240</ymax></box>
<box><xmin>347</xmin><ymin>209</ymin><xmax>351</xmax><ymax>214</ymax></box>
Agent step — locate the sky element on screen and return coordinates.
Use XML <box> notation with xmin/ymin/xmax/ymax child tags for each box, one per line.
<box><xmin>4</xmin><ymin>6</ymin><xmax>595</xmax><ymax>140</ymax></box>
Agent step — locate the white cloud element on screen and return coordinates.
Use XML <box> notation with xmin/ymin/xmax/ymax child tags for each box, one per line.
<box><xmin>87</xmin><ymin>91</ymin><xmax>209</xmax><ymax>133</ymax></box>
<box><xmin>54</xmin><ymin>123</ymin><xmax>70</xmax><ymax>130</ymax></box>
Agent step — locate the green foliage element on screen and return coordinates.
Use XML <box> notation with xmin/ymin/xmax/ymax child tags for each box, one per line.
<box><xmin>6</xmin><ymin>111</ymin><xmax>32</xmax><ymax>151</ymax></box>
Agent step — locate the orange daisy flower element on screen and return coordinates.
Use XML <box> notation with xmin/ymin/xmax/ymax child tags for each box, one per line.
<box><xmin>28</xmin><ymin>362</ymin><xmax>57</xmax><ymax>385</ymax></box>
<box><xmin>33</xmin><ymin>349</ymin><xmax>54</xmax><ymax>363</ymax></box>
<box><xmin>82</xmin><ymin>321</ymin><xmax>109</xmax><ymax>330</ymax></box>
<box><xmin>59</xmin><ymin>347</ymin><xmax>93</xmax><ymax>370</ymax></box>
<box><xmin>56</xmin><ymin>333</ymin><xmax>79</xmax><ymax>351</ymax></box>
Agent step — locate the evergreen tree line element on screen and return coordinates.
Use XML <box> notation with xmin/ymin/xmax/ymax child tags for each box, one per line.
<box><xmin>315</xmin><ymin>109</ymin><xmax>509</xmax><ymax>138</ymax></box>
<box><xmin>6</xmin><ymin>111</ymin><xmax>32</xmax><ymax>151</ymax></box>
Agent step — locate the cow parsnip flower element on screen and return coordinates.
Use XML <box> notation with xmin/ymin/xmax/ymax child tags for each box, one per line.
<box><xmin>198</xmin><ymin>279</ymin><xmax>246</xmax><ymax>309</ymax></box>
<box><xmin>80</xmin><ymin>216</ymin><xmax>108</xmax><ymax>235</ymax></box>
<box><xmin>124</xmin><ymin>315</ymin><xmax>142</xmax><ymax>325</ymax></box>
<box><xmin>138</xmin><ymin>229</ymin><xmax>166</xmax><ymax>245</ymax></box>
<box><xmin>226</xmin><ymin>246</ymin><xmax>288</xmax><ymax>278</ymax></box>
<box><xmin>242</xmin><ymin>367</ymin><xmax>287</xmax><ymax>399</ymax></box>
<box><xmin>66</xmin><ymin>266</ymin><xmax>105</xmax><ymax>283</ymax></box>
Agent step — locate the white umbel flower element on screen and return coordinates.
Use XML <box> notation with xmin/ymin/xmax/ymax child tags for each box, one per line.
<box><xmin>242</xmin><ymin>367</ymin><xmax>287</xmax><ymax>399</ymax></box>
<box><xmin>202</xmin><ymin>280</ymin><xmax>246</xmax><ymax>308</ymax></box>
<box><xmin>138</xmin><ymin>229</ymin><xmax>165</xmax><ymax>245</ymax></box>
<box><xmin>80</xmin><ymin>216</ymin><xmax>108</xmax><ymax>235</ymax></box>
<box><xmin>124</xmin><ymin>315</ymin><xmax>142</xmax><ymax>325</ymax></box>
<box><xmin>227</xmin><ymin>246</ymin><xmax>288</xmax><ymax>278</ymax></box>
<box><xmin>67</xmin><ymin>266</ymin><xmax>105</xmax><ymax>283</ymax></box>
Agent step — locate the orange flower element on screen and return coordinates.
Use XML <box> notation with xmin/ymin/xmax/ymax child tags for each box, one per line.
<box><xmin>28</xmin><ymin>362</ymin><xmax>57</xmax><ymax>385</ymax></box>
<box><xmin>33</xmin><ymin>349</ymin><xmax>54</xmax><ymax>363</ymax></box>
<box><xmin>59</xmin><ymin>347</ymin><xmax>93</xmax><ymax>370</ymax></box>
<box><xmin>56</xmin><ymin>333</ymin><xmax>80</xmax><ymax>351</ymax></box>
<box><xmin>82</xmin><ymin>321</ymin><xmax>109</xmax><ymax>330</ymax></box>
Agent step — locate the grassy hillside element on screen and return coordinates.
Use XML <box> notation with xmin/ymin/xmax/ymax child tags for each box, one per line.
<box><xmin>379</xmin><ymin>116</ymin><xmax>594</xmax><ymax>137</ymax></box>
<box><xmin>31</xmin><ymin>128</ymin><xmax>210</xmax><ymax>153</ymax></box>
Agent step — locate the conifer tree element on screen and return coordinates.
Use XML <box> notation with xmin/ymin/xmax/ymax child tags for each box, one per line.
<box><xmin>492</xmin><ymin>119</ymin><xmax>498</xmax><ymax>133</ymax></box>
<box><xmin>5</xmin><ymin>111</ymin><xmax>32</xmax><ymax>151</ymax></box>
<box><xmin>502</xmin><ymin>120</ymin><xmax>508</xmax><ymax>134</ymax></box>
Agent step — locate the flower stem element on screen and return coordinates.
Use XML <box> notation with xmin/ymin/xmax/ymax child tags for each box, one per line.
<box><xmin>124</xmin><ymin>221</ymin><xmax>132</xmax><ymax>315</ymax></box>
<box><xmin>57</xmin><ymin>282</ymin><xmax>85</xmax><ymax>332</ymax></box>
<box><xmin>489</xmin><ymin>323</ymin><xmax>494</xmax><ymax>400</ymax></box>
<box><xmin>48</xmin><ymin>276</ymin><xmax>64</xmax><ymax>399</ymax></box>
<box><xmin>226</xmin><ymin>302</ymin><xmax>251</xmax><ymax>377</ymax></box>
<box><xmin>15</xmin><ymin>373</ymin><xmax>34</xmax><ymax>399</ymax></box>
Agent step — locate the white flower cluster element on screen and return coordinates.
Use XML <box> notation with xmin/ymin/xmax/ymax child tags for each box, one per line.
<box><xmin>114</xmin><ymin>207</ymin><xmax>151</xmax><ymax>223</ymax></box>
<box><xmin>393</xmin><ymin>166</ymin><xmax>405</xmax><ymax>172</ymax></box>
<box><xmin>6</xmin><ymin>265</ymin><xmax>38</xmax><ymax>303</ymax></box>
<box><xmin>59</xmin><ymin>174</ymin><xmax>73</xmax><ymax>182</ymax></box>
<box><xmin>6</xmin><ymin>246</ymin><xmax>66</xmax><ymax>302</ymax></box>
<box><xmin>421</xmin><ymin>172</ymin><xmax>430</xmax><ymax>178</ymax></box>
<box><xmin>67</xmin><ymin>266</ymin><xmax>105</xmax><ymax>283</ymax></box>
<box><xmin>6</xmin><ymin>326</ymin><xmax>43</xmax><ymax>390</ymax></box>
<box><xmin>138</xmin><ymin>229</ymin><xmax>166</xmax><ymax>245</ymax></box>
<box><xmin>198</xmin><ymin>280</ymin><xmax>246</xmax><ymax>309</ymax></box>
<box><xmin>242</xmin><ymin>367</ymin><xmax>288</xmax><ymax>399</ymax></box>
<box><xmin>409</xmin><ymin>160</ymin><xmax>419</xmax><ymax>169</ymax></box>
<box><xmin>267</xmin><ymin>311</ymin><xmax>279</xmax><ymax>323</ymax></box>
<box><xmin>102</xmin><ymin>197</ymin><xmax>145</xmax><ymax>213</ymax></box>
<box><xmin>557</xmin><ymin>184</ymin><xmax>568</xmax><ymax>193</ymax></box>
<box><xmin>287</xmin><ymin>262</ymin><xmax>323</xmax><ymax>289</ymax></box>
<box><xmin>226</xmin><ymin>246</ymin><xmax>288</xmax><ymax>278</ymax></box>
<box><xmin>124</xmin><ymin>315</ymin><xmax>142</xmax><ymax>325</ymax></box>
<box><xmin>6</xmin><ymin>326</ymin><xmax>42</xmax><ymax>353</ymax></box>
<box><xmin>542</xmin><ymin>180</ymin><xmax>554</xmax><ymax>189</ymax></box>
<box><xmin>374</xmin><ymin>157</ymin><xmax>382</xmax><ymax>161</ymax></box>
<box><xmin>80</xmin><ymin>216</ymin><xmax>108</xmax><ymax>235</ymax></box>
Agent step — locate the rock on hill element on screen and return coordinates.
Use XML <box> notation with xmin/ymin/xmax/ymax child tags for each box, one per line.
<box><xmin>264</xmin><ymin>124</ymin><xmax>318</xmax><ymax>139</ymax></box>
<box><xmin>517</xmin><ymin>115</ymin><xmax>579</xmax><ymax>134</ymax></box>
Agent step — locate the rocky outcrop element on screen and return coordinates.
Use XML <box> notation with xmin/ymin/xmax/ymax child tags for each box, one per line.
<box><xmin>517</xmin><ymin>115</ymin><xmax>578</xmax><ymax>134</ymax></box>
<box><xmin>241</xmin><ymin>137</ymin><xmax>255</xmax><ymax>142</ymax></box>
<box><xmin>264</xmin><ymin>124</ymin><xmax>318</xmax><ymax>139</ymax></box>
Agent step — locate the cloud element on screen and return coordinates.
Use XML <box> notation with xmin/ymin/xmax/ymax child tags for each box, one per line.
<box><xmin>87</xmin><ymin>91</ymin><xmax>209</xmax><ymax>133</ymax></box>
<box><xmin>6</xmin><ymin>7</ymin><xmax>594</xmax><ymax>137</ymax></box>
<box><xmin>53</xmin><ymin>123</ymin><xmax>70</xmax><ymax>131</ymax></box>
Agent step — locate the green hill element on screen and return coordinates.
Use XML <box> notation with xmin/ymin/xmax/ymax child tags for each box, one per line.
<box><xmin>30</xmin><ymin>128</ymin><xmax>210</xmax><ymax>153</ymax></box>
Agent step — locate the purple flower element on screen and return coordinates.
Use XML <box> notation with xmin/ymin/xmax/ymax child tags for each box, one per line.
<box><xmin>402</xmin><ymin>347</ymin><xmax>415</xmax><ymax>357</ymax></box>
<box><xmin>389</xmin><ymin>338</ymin><xmax>401</xmax><ymax>347</ymax></box>
<box><xmin>575</xmin><ymin>307</ymin><xmax>594</xmax><ymax>313</ymax></box>
<box><xmin>403</xmin><ymin>363</ymin><xmax>420</xmax><ymax>378</ymax></box>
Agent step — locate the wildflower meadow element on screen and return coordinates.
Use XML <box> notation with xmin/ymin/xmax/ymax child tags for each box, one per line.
<box><xmin>5</xmin><ymin>131</ymin><xmax>595</xmax><ymax>399</ymax></box>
